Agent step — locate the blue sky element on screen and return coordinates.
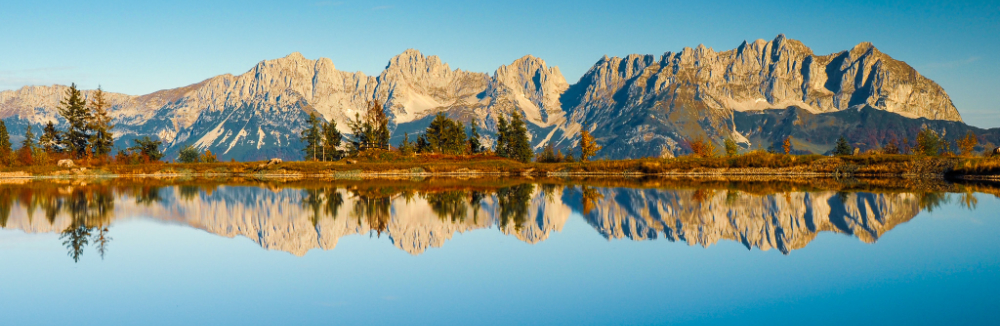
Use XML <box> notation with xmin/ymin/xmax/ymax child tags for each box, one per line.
<box><xmin>1</xmin><ymin>0</ymin><xmax>998</xmax><ymax>127</ymax></box>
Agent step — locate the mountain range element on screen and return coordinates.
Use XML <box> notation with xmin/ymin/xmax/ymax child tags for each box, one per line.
<box><xmin>1</xmin><ymin>34</ymin><xmax>993</xmax><ymax>160</ymax></box>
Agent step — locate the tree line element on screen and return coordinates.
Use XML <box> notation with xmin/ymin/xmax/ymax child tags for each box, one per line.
<box><xmin>299</xmin><ymin>105</ymin><xmax>605</xmax><ymax>163</ymax></box>
<box><xmin>0</xmin><ymin>84</ymin><xmax>165</xmax><ymax>167</ymax></box>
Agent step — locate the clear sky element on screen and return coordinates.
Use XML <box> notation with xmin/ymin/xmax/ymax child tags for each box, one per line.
<box><xmin>1</xmin><ymin>0</ymin><xmax>997</xmax><ymax>127</ymax></box>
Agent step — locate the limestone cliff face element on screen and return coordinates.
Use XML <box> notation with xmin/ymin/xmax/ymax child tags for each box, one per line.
<box><xmin>557</xmin><ymin>35</ymin><xmax>961</xmax><ymax>157</ymax></box>
<box><xmin>0</xmin><ymin>36</ymin><xmax>963</xmax><ymax>159</ymax></box>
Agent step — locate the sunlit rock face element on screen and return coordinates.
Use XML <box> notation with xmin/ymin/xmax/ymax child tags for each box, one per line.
<box><xmin>567</xmin><ymin>188</ymin><xmax>921</xmax><ymax>254</ymax></box>
<box><xmin>0</xmin><ymin>35</ymin><xmax>960</xmax><ymax>160</ymax></box>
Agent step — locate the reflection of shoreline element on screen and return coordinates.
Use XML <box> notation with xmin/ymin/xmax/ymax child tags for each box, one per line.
<box><xmin>0</xmin><ymin>180</ymin><xmax>975</xmax><ymax>259</ymax></box>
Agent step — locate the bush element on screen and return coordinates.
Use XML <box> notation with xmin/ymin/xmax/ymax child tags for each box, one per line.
<box><xmin>178</xmin><ymin>145</ymin><xmax>200</xmax><ymax>163</ymax></box>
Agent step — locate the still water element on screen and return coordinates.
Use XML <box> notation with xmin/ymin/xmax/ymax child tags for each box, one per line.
<box><xmin>0</xmin><ymin>177</ymin><xmax>997</xmax><ymax>325</ymax></box>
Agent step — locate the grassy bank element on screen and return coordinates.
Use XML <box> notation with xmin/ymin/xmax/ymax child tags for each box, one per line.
<box><xmin>2</xmin><ymin>151</ymin><xmax>999</xmax><ymax>179</ymax></box>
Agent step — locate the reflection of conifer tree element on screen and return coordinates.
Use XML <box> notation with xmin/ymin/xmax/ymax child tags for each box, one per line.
<box><xmin>918</xmin><ymin>192</ymin><xmax>951</xmax><ymax>213</ymax></box>
<box><xmin>425</xmin><ymin>191</ymin><xmax>468</xmax><ymax>222</ymax></box>
<box><xmin>43</xmin><ymin>196</ymin><xmax>62</xmax><ymax>225</ymax></box>
<box><xmin>178</xmin><ymin>186</ymin><xmax>201</xmax><ymax>202</ymax></box>
<box><xmin>352</xmin><ymin>193</ymin><xmax>391</xmax><ymax>236</ymax></box>
<box><xmin>93</xmin><ymin>227</ymin><xmax>111</xmax><ymax>260</ymax></box>
<box><xmin>61</xmin><ymin>222</ymin><xmax>91</xmax><ymax>263</ymax></box>
<box><xmin>0</xmin><ymin>188</ymin><xmax>11</xmax><ymax>228</ymax></box>
<box><xmin>469</xmin><ymin>191</ymin><xmax>484</xmax><ymax>223</ymax></box>
<box><xmin>17</xmin><ymin>188</ymin><xmax>37</xmax><ymax>223</ymax></box>
<box><xmin>497</xmin><ymin>184</ymin><xmax>534</xmax><ymax>231</ymax></box>
<box><xmin>134</xmin><ymin>186</ymin><xmax>162</xmax><ymax>206</ymax></box>
<box><xmin>303</xmin><ymin>188</ymin><xmax>325</xmax><ymax>227</ymax></box>
<box><xmin>324</xmin><ymin>188</ymin><xmax>343</xmax><ymax>220</ymax></box>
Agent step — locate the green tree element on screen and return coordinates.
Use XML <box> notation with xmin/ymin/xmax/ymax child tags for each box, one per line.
<box><xmin>88</xmin><ymin>87</ymin><xmax>115</xmax><ymax>157</ymax></box>
<box><xmin>17</xmin><ymin>126</ymin><xmax>36</xmax><ymax>166</ymax></box>
<box><xmin>347</xmin><ymin>100</ymin><xmax>391</xmax><ymax>154</ymax></box>
<box><xmin>0</xmin><ymin>121</ymin><xmax>12</xmax><ymax>166</ymax></box>
<box><xmin>724</xmin><ymin>138</ymin><xmax>739</xmax><ymax>157</ymax></box>
<box><xmin>833</xmin><ymin>136</ymin><xmax>852</xmax><ymax>156</ymax></box>
<box><xmin>468</xmin><ymin>123</ymin><xmax>484</xmax><ymax>154</ymax></box>
<box><xmin>58</xmin><ymin>83</ymin><xmax>93</xmax><ymax>158</ymax></box>
<box><xmin>507</xmin><ymin>113</ymin><xmax>533</xmax><ymax>163</ymax></box>
<box><xmin>916</xmin><ymin>128</ymin><xmax>941</xmax><ymax>156</ymax></box>
<box><xmin>495</xmin><ymin>116</ymin><xmax>510</xmax><ymax>158</ymax></box>
<box><xmin>39</xmin><ymin>121</ymin><xmax>62</xmax><ymax>153</ymax></box>
<box><xmin>415</xmin><ymin>134</ymin><xmax>430</xmax><ymax>153</ymax></box>
<box><xmin>398</xmin><ymin>132</ymin><xmax>414</xmax><ymax>155</ymax></box>
<box><xmin>128</xmin><ymin>137</ymin><xmax>164</xmax><ymax>162</ymax></box>
<box><xmin>178</xmin><ymin>145</ymin><xmax>201</xmax><ymax>163</ymax></box>
<box><xmin>423</xmin><ymin>113</ymin><xmax>467</xmax><ymax>154</ymax></box>
<box><xmin>300</xmin><ymin>113</ymin><xmax>323</xmax><ymax>161</ymax></box>
<box><xmin>322</xmin><ymin>120</ymin><xmax>343</xmax><ymax>161</ymax></box>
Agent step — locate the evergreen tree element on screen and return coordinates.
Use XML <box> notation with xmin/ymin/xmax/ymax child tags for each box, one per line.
<box><xmin>322</xmin><ymin>120</ymin><xmax>343</xmax><ymax>161</ymax></box>
<box><xmin>88</xmin><ymin>87</ymin><xmax>115</xmax><ymax>157</ymax></box>
<box><xmin>916</xmin><ymin>128</ymin><xmax>941</xmax><ymax>156</ymax></box>
<box><xmin>39</xmin><ymin>121</ymin><xmax>62</xmax><ymax>153</ymax></box>
<box><xmin>579</xmin><ymin>128</ymin><xmax>601</xmax><ymax>161</ymax></box>
<box><xmin>0</xmin><ymin>121</ymin><xmax>11</xmax><ymax>166</ymax></box>
<box><xmin>347</xmin><ymin>100</ymin><xmax>391</xmax><ymax>153</ymax></box>
<box><xmin>415</xmin><ymin>134</ymin><xmax>430</xmax><ymax>153</ymax></box>
<box><xmin>495</xmin><ymin>116</ymin><xmax>510</xmax><ymax>158</ymax></box>
<box><xmin>724</xmin><ymin>138</ymin><xmax>739</xmax><ymax>157</ymax></box>
<box><xmin>58</xmin><ymin>83</ymin><xmax>93</xmax><ymax>158</ymax></box>
<box><xmin>178</xmin><ymin>145</ymin><xmax>201</xmax><ymax>163</ymax></box>
<box><xmin>468</xmin><ymin>123</ymin><xmax>483</xmax><ymax>154</ymax></box>
<box><xmin>507</xmin><ymin>113</ymin><xmax>533</xmax><ymax>163</ymax></box>
<box><xmin>424</xmin><ymin>113</ymin><xmax>467</xmax><ymax>154</ymax></box>
<box><xmin>833</xmin><ymin>136</ymin><xmax>852</xmax><ymax>156</ymax></box>
<box><xmin>17</xmin><ymin>126</ymin><xmax>35</xmax><ymax>166</ymax></box>
<box><xmin>398</xmin><ymin>132</ymin><xmax>414</xmax><ymax>155</ymax></box>
<box><xmin>300</xmin><ymin>113</ymin><xmax>322</xmax><ymax>160</ymax></box>
<box><xmin>129</xmin><ymin>137</ymin><xmax>164</xmax><ymax>162</ymax></box>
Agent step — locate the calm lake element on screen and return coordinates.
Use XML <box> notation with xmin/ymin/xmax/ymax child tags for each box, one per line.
<box><xmin>0</xmin><ymin>177</ymin><xmax>997</xmax><ymax>325</ymax></box>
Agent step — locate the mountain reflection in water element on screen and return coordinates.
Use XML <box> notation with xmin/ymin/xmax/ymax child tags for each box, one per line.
<box><xmin>0</xmin><ymin>178</ymin><xmax>988</xmax><ymax>261</ymax></box>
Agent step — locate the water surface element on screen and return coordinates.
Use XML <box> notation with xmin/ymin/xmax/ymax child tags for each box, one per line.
<box><xmin>0</xmin><ymin>177</ymin><xmax>997</xmax><ymax>325</ymax></box>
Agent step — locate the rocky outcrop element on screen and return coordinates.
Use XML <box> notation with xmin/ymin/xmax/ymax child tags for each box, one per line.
<box><xmin>0</xmin><ymin>35</ymin><xmax>964</xmax><ymax>160</ymax></box>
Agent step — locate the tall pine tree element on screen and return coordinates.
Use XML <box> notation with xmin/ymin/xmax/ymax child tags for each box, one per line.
<box><xmin>39</xmin><ymin>121</ymin><xmax>62</xmax><ymax>153</ymax></box>
<box><xmin>468</xmin><ymin>123</ymin><xmax>483</xmax><ymax>154</ymax></box>
<box><xmin>322</xmin><ymin>120</ymin><xmax>343</xmax><ymax>161</ymax></box>
<box><xmin>507</xmin><ymin>113</ymin><xmax>533</xmax><ymax>163</ymax></box>
<box><xmin>300</xmin><ymin>113</ymin><xmax>323</xmax><ymax>161</ymax></box>
<box><xmin>495</xmin><ymin>116</ymin><xmax>510</xmax><ymax>158</ymax></box>
<box><xmin>88</xmin><ymin>86</ymin><xmax>115</xmax><ymax>157</ymax></box>
<box><xmin>0</xmin><ymin>121</ymin><xmax>11</xmax><ymax>166</ymax></box>
<box><xmin>58</xmin><ymin>83</ymin><xmax>93</xmax><ymax>158</ymax></box>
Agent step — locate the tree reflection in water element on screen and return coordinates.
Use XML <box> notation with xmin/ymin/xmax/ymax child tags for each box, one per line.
<box><xmin>497</xmin><ymin>184</ymin><xmax>533</xmax><ymax>231</ymax></box>
<box><xmin>0</xmin><ymin>177</ymin><xmax>994</xmax><ymax>260</ymax></box>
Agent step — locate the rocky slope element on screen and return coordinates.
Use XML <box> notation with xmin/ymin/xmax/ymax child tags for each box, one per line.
<box><xmin>0</xmin><ymin>35</ymin><xmax>966</xmax><ymax>160</ymax></box>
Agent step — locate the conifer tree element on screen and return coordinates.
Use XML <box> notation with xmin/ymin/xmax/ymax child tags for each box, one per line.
<box><xmin>424</xmin><ymin>113</ymin><xmax>467</xmax><ymax>154</ymax></box>
<box><xmin>495</xmin><ymin>116</ymin><xmax>510</xmax><ymax>158</ymax></box>
<box><xmin>17</xmin><ymin>126</ymin><xmax>35</xmax><ymax>166</ymax></box>
<box><xmin>0</xmin><ymin>121</ymin><xmax>11</xmax><ymax>166</ymax></box>
<box><xmin>398</xmin><ymin>132</ymin><xmax>414</xmax><ymax>155</ymax></box>
<box><xmin>507</xmin><ymin>112</ymin><xmax>533</xmax><ymax>163</ymax></box>
<box><xmin>58</xmin><ymin>83</ymin><xmax>93</xmax><ymax>158</ymax></box>
<box><xmin>39</xmin><ymin>121</ymin><xmax>62</xmax><ymax>153</ymax></box>
<box><xmin>88</xmin><ymin>87</ymin><xmax>115</xmax><ymax>157</ymax></box>
<box><xmin>322</xmin><ymin>120</ymin><xmax>343</xmax><ymax>161</ymax></box>
<box><xmin>347</xmin><ymin>100</ymin><xmax>391</xmax><ymax>153</ymax></box>
<box><xmin>916</xmin><ymin>128</ymin><xmax>941</xmax><ymax>156</ymax></box>
<box><xmin>833</xmin><ymin>136</ymin><xmax>852</xmax><ymax>156</ymax></box>
<box><xmin>468</xmin><ymin>123</ymin><xmax>483</xmax><ymax>154</ymax></box>
<box><xmin>724</xmin><ymin>138</ymin><xmax>739</xmax><ymax>157</ymax></box>
<box><xmin>415</xmin><ymin>134</ymin><xmax>429</xmax><ymax>153</ymax></box>
<box><xmin>300</xmin><ymin>113</ymin><xmax>322</xmax><ymax>160</ymax></box>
